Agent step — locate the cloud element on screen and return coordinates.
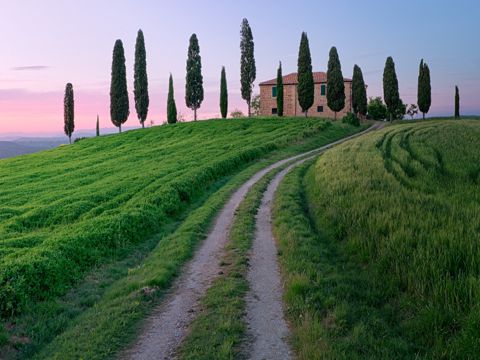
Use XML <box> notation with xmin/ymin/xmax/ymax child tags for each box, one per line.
<box><xmin>11</xmin><ymin>65</ymin><xmax>50</xmax><ymax>71</ymax></box>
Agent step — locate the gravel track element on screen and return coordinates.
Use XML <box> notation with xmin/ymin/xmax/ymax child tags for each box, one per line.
<box><xmin>122</xmin><ymin>123</ymin><xmax>381</xmax><ymax>360</ymax></box>
<box><xmin>244</xmin><ymin>123</ymin><xmax>383</xmax><ymax>360</ymax></box>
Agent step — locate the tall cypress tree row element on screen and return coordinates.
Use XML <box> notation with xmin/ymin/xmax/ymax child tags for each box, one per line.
<box><xmin>383</xmin><ymin>56</ymin><xmax>400</xmax><ymax>122</ymax></box>
<box><xmin>277</xmin><ymin>61</ymin><xmax>284</xmax><ymax>117</ymax></box>
<box><xmin>167</xmin><ymin>74</ymin><xmax>177</xmax><ymax>124</ymax></box>
<box><xmin>220</xmin><ymin>66</ymin><xmax>228</xmax><ymax>119</ymax></box>
<box><xmin>110</xmin><ymin>39</ymin><xmax>129</xmax><ymax>133</ymax></box>
<box><xmin>240</xmin><ymin>18</ymin><xmax>256</xmax><ymax>117</ymax></box>
<box><xmin>96</xmin><ymin>115</ymin><xmax>100</xmax><ymax>136</ymax></box>
<box><xmin>455</xmin><ymin>86</ymin><xmax>460</xmax><ymax>119</ymax></box>
<box><xmin>352</xmin><ymin>64</ymin><xmax>367</xmax><ymax>118</ymax></box>
<box><xmin>326</xmin><ymin>46</ymin><xmax>345</xmax><ymax>120</ymax></box>
<box><xmin>417</xmin><ymin>59</ymin><xmax>431</xmax><ymax>119</ymax></box>
<box><xmin>424</xmin><ymin>63</ymin><xmax>431</xmax><ymax>116</ymax></box>
<box><xmin>63</xmin><ymin>83</ymin><xmax>74</xmax><ymax>144</ymax></box>
<box><xmin>297</xmin><ymin>32</ymin><xmax>314</xmax><ymax>117</ymax></box>
<box><xmin>185</xmin><ymin>34</ymin><xmax>203</xmax><ymax>121</ymax></box>
<box><xmin>134</xmin><ymin>29</ymin><xmax>149</xmax><ymax>128</ymax></box>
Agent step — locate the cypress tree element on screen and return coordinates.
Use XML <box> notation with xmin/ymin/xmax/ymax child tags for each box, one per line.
<box><xmin>383</xmin><ymin>56</ymin><xmax>400</xmax><ymax>122</ymax></box>
<box><xmin>297</xmin><ymin>32</ymin><xmax>314</xmax><ymax>117</ymax></box>
<box><xmin>63</xmin><ymin>83</ymin><xmax>74</xmax><ymax>144</ymax></box>
<box><xmin>167</xmin><ymin>74</ymin><xmax>177</xmax><ymax>124</ymax></box>
<box><xmin>240</xmin><ymin>18</ymin><xmax>256</xmax><ymax>117</ymax></box>
<box><xmin>110</xmin><ymin>39</ymin><xmax>129</xmax><ymax>133</ymax></box>
<box><xmin>96</xmin><ymin>115</ymin><xmax>100</xmax><ymax>136</ymax></box>
<box><xmin>455</xmin><ymin>86</ymin><xmax>460</xmax><ymax>119</ymax></box>
<box><xmin>134</xmin><ymin>29</ymin><xmax>149</xmax><ymax>128</ymax></box>
<box><xmin>417</xmin><ymin>59</ymin><xmax>431</xmax><ymax>119</ymax></box>
<box><xmin>326</xmin><ymin>46</ymin><xmax>345</xmax><ymax>120</ymax></box>
<box><xmin>352</xmin><ymin>64</ymin><xmax>367</xmax><ymax>118</ymax></box>
<box><xmin>185</xmin><ymin>34</ymin><xmax>203</xmax><ymax>121</ymax></box>
<box><xmin>220</xmin><ymin>66</ymin><xmax>228</xmax><ymax>119</ymax></box>
<box><xmin>277</xmin><ymin>61</ymin><xmax>284</xmax><ymax>117</ymax></box>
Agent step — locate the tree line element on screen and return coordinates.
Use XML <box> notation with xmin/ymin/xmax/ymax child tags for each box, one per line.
<box><xmin>63</xmin><ymin>19</ymin><xmax>463</xmax><ymax>142</ymax></box>
<box><xmin>277</xmin><ymin>32</ymin><xmax>463</xmax><ymax>123</ymax></box>
<box><xmin>63</xmin><ymin>19</ymin><xmax>256</xmax><ymax>140</ymax></box>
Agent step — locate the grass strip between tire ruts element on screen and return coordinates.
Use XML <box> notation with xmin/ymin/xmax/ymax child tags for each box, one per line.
<box><xmin>177</xmin><ymin>162</ymin><xmax>282</xmax><ymax>360</ymax></box>
<box><xmin>176</xmin><ymin>124</ymin><xmax>373</xmax><ymax>359</ymax></box>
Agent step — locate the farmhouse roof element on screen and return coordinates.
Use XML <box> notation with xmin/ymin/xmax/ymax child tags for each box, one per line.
<box><xmin>259</xmin><ymin>71</ymin><xmax>352</xmax><ymax>86</ymax></box>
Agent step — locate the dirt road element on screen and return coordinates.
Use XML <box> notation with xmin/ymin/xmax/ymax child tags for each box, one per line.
<box><xmin>244</xmin><ymin>122</ymin><xmax>383</xmax><ymax>359</ymax></box>
<box><xmin>122</xmin><ymin>123</ymin><xmax>381</xmax><ymax>360</ymax></box>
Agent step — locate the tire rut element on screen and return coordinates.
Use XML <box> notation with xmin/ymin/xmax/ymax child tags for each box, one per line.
<box><xmin>244</xmin><ymin>122</ymin><xmax>383</xmax><ymax>360</ymax></box>
<box><xmin>122</xmin><ymin>123</ymin><xmax>381</xmax><ymax>360</ymax></box>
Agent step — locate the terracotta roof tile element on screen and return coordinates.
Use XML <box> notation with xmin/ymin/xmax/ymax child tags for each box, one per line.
<box><xmin>259</xmin><ymin>72</ymin><xmax>352</xmax><ymax>86</ymax></box>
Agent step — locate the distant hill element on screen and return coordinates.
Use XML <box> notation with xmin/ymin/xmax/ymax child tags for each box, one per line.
<box><xmin>0</xmin><ymin>141</ymin><xmax>44</xmax><ymax>159</ymax></box>
<box><xmin>0</xmin><ymin>137</ymin><xmax>68</xmax><ymax>159</ymax></box>
<box><xmin>0</xmin><ymin>127</ymin><xmax>140</xmax><ymax>159</ymax></box>
<box><xmin>12</xmin><ymin>137</ymin><xmax>66</xmax><ymax>149</ymax></box>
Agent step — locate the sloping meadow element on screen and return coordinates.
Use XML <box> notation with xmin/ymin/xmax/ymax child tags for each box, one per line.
<box><xmin>305</xmin><ymin>120</ymin><xmax>480</xmax><ymax>357</ymax></box>
<box><xmin>0</xmin><ymin>118</ymin><xmax>344</xmax><ymax>317</ymax></box>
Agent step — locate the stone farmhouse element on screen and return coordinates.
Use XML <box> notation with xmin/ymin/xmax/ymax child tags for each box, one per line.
<box><xmin>259</xmin><ymin>72</ymin><xmax>354</xmax><ymax>118</ymax></box>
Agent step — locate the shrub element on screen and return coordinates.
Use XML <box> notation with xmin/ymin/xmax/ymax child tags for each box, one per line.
<box><xmin>250</xmin><ymin>94</ymin><xmax>260</xmax><ymax>116</ymax></box>
<box><xmin>392</xmin><ymin>98</ymin><xmax>406</xmax><ymax>120</ymax></box>
<box><xmin>367</xmin><ymin>97</ymin><xmax>388</xmax><ymax>120</ymax></box>
<box><xmin>406</xmin><ymin>104</ymin><xmax>418</xmax><ymax>120</ymax></box>
<box><xmin>74</xmin><ymin>137</ymin><xmax>88</xmax><ymax>143</ymax></box>
<box><xmin>230</xmin><ymin>109</ymin><xmax>245</xmax><ymax>118</ymax></box>
<box><xmin>341</xmin><ymin>112</ymin><xmax>360</xmax><ymax>126</ymax></box>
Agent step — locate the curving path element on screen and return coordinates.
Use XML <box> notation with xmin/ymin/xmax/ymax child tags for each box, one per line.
<box><xmin>245</xmin><ymin>122</ymin><xmax>384</xmax><ymax>360</ymax></box>
<box><xmin>122</xmin><ymin>123</ymin><xmax>381</xmax><ymax>360</ymax></box>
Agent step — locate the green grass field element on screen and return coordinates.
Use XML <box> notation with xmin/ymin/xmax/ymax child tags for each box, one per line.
<box><xmin>274</xmin><ymin>119</ymin><xmax>480</xmax><ymax>359</ymax></box>
<box><xmin>0</xmin><ymin>117</ymin><xmax>364</xmax><ymax>358</ymax></box>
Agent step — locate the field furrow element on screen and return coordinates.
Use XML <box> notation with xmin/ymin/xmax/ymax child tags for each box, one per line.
<box><xmin>279</xmin><ymin>119</ymin><xmax>480</xmax><ymax>358</ymax></box>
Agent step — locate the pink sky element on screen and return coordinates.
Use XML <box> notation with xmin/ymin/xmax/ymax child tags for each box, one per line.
<box><xmin>0</xmin><ymin>83</ymin><xmax>246</xmax><ymax>135</ymax></box>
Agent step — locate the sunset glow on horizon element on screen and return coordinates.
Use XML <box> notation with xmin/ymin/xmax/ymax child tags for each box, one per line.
<box><xmin>1</xmin><ymin>0</ymin><xmax>479</xmax><ymax>135</ymax></box>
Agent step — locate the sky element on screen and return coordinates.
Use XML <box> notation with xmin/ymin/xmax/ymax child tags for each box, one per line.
<box><xmin>0</xmin><ymin>0</ymin><xmax>479</xmax><ymax>135</ymax></box>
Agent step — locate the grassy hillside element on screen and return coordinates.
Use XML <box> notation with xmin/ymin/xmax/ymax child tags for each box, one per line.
<box><xmin>0</xmin><ymin>118</ymin><xmax>363</xmax><ymax>345</ymax></box>
<box><xmin>276</xmin><ymin>120</ymin><xmax>479</xmax><ymax>358</ymax></box>
<box><xmin>1</xmin><ymin>118</ymin><xmax>366</xmax><ymax>360</ymax></box>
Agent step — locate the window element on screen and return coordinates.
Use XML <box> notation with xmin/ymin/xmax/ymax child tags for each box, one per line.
<box><xmin>272</xmin><ymin>86</ymin><xmax>277</xmax><ymax>97</ymax></box>
<box><xmin>272</xmin><ymin>108</ymin><xmax>278</xmax><ymax>115</ymax></box>
<box><xmin>317</xmin><ymin>106</ymin><xmax>324</xmax><ymax>113</ymax></box>
<box><xmin>321</xmin><ymin>84</ymin><xmax>326</xmax><ymax>96</ymax></box>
